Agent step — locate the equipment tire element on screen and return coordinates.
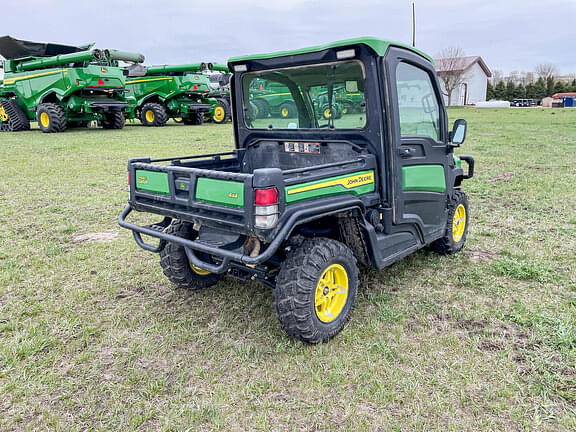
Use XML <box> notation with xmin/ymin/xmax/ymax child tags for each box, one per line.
<box><xmin>160</xmin><ymin>220</ymin><xmax>222</xmax><ymax>290</ymax></box>
<box><xmin>431</xmin><ymin>190</ymin><xmax>469</xmax><ymax>255</ymax></box>
<box><xmin>102</xmin><ymin>112</ymin><xmax>125</xmax><ymax>129</ymax></box>
<box><xmin>68</xmin><ymin>120</ymin><xmax>90</xmax><ymax>128</ymax></box>
<box><xmin>253</xmin><ymin>99</ymin><xmax>270</xmax><ymax>119</ymax></box>
<box><xmin>274</xmin><ymin>237</ymin><xmax>358</xmax><ymax>343</ymax></box>
<box><xmin>212</xmin><ymin>98</ymin><xmax>231</xmax><ymax>124</ymax></box>
<box><xmin>279</xmin><ymin>101</ymin><xmax>296</xmax><ymax>118</ymax></box>
<box><xmin>140</xmin><ymin>103</ymin><xmax>168</xmax><ymax>127</ymax></box>
<box><xmin>183</xmin><ymin>113</ymin><xmax>204</xmax><ymax>125</ymax></box>
<box><xmin>36</xmin><ymin>103</ymin><xmax>66</xmax><ymax>133</ymax></box>
<box><xmin>0</xmin><ymin>99</ymin><xmax>30</xmax><ymax>132</ymax></box>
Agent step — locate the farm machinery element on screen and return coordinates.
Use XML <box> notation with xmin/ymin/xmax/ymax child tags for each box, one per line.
<box><xmin>124</xmin><ymin>63</ymin><xmax>229</xmax><ymax>126</ymax></box>
<box><xmin>119</xmin><ymin>37</ymin><xmax>474</xmax><ymax>343</ymax></box>
<box><xmin>0</xmin><ymin>35</ymin><xmax>143</xmax><ymax>133</ymax></box>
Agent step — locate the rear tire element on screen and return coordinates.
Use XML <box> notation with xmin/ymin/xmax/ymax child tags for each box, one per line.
<box><xmin>140</xmin><ymin>103</ymin><xmax>168</xmax><ymax>127</ymax></box>
<box><xmin>183</xmin><ymin>113</ymin><xmax>204</xmax><ymax>125</ymax></box>
<box><xmin>36</xmin><ymin>103</ymin><xmax>66</xmax><ymax>133</ymax></box>
<box><xmin>279</xmin><ymin>101</ymin><xmax>296</xmax><ymax>118</ymax></box>
<box><xmin>160</xmin><ymin>220</ymin><xmax>222</xmax><ymax>290</ymax></box>
<box><xmin>212</xmin><ymin>98</ymin><xmax>231</xmax><ymax>124</ymax></box>
<box><xmin>274</xmin><ymin>237</ymin><xmax>358</xmax><ymax>343</ymax></box>
<box><xmin>102</xmin><ymin>112</ymin><xmax>125</xmax><ymax>130</ymax></box>
<box><xmin>253</xmin><ymin>99</ymin><xmax>270</xmax><ymax>119</ymax></box>
<box><xmin>431</xmin><ymin>190</ymin><xmax>469</xmax><ymax>255</ymax></box>
<box><xmin>0</xmin><ymin>99</ymin><xmax>30</xmax><ymax>132</ymax></box>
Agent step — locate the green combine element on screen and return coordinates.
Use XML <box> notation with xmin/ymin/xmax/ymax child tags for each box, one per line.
<box><xmin>0</xmin><ymin>35</ymin><xmax>143</xmax><ymax>133</ymax></box>
<box><xmin>124</xmin><ymin>63</ymin><xmax>228</xmax><ymax>127</ymax></box>
<box><xmin>206</xmin><ymin>70</ymin><xmax>232</xmax><ymax>123</ymax></box>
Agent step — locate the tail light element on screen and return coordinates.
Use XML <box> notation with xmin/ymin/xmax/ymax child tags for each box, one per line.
<box><xmin>254</xmin><ymin>188</ymin><xmax>279</xmax><ymax>229</ymax></box>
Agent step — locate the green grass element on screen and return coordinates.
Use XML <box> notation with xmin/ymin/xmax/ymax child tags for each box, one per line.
<box><xmin>0</xmin><ymin>110</ymin><xmax>575</xmax><ymax>431</ymax></box>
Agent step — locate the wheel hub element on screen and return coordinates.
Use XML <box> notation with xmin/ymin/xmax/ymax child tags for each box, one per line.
<box><xmin>315</xmin><ymin>264</ymin><xmax>349</xmax><ymax>323</ymax></box>
<box><xmin>452</xmin><ymin>203</ymin><xmax>467</xmax><ymax>242</ymax></box>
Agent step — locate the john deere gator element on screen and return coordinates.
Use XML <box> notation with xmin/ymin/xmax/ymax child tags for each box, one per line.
<box><xmin>0</xmin><ymin>35</ymin><xmax>144</xmax><ymax>133</ymax></box>
<box><xmin>124</xmin><ymin>63</ymin><xmax>229</xmax><ymax>127</ymax></box>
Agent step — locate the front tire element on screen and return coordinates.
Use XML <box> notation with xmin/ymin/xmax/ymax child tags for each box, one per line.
<box><xmin>431</xmin><ymin>190</ymin><xmax>469</xmax><ymax>254</ymax></box>
<box><xmin>159</xmin><ymin>221</ymin><xmax>222</xmax><ymax>290</ymax></box>
<box><xmin>37</xmin><ymin>103</ymin><xmax>67</xmax><ymax>133</ymax></box>
<box><xmin>140</xmin><ymin>103</ymin><xmax>168</xmax><ymax>127</ymax></box>
<box><xmin>274</xmin><ymin>238</ymin><xmax>359</xmax><ymax>343</ymax></box>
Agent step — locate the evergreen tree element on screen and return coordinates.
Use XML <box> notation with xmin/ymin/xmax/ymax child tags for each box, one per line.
<box><xmin>486</xmin><ymin>81</ymin><xmax>495</xmax><ymax>100</ymax></box>
<box><xmin>506</xmin><ymin>81</ymin><xmax>516</xmax><ymax>101</ymax></box>
<box><xmin>546</xmin><ymin>77</ymin><xmax>555</xmax><ymax>97</ymax></box>
<box><xmin>525</xmin><ymin>83</ymin><xmax>536</xmax><ymax>99</ymax></box>
<box><xmin>494</xmin><ymin>81</ymin><xmax>507</xmax><ymax>100</ymax></box>
<box><xmin>533</xmin><ymin>78</ymin><xmax>547</xmax><ymax>99</ymax></box>
<box><xmin>571</xmin><ymin>79</ymin><xmax>576</xmax><ymax>92</ymax></box>
<box><xmin>515</xmin><ymin>83</ymin><xmax>526</xmax><ymax>98</ymax></box>
<box><xmin>553</xmin><ymin>81</ymin><xmax>566</xmax><ymax>95</ymax></box>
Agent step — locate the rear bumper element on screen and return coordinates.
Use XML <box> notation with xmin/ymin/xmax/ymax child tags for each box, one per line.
<box><xmin>88</xmin><ymin>101</ymin><xmax>129</xmax><ymax>113</ymax></box>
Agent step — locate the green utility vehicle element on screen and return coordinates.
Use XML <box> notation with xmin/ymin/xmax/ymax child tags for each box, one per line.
<box><xmin>0</xmin><ymin>35</ymin><xmax>143</xmax><ymax>133</ymax></box>
<box><xmin>119</xmin><ymin>38</ymin><xmax>474</xmax><ymax>343</ymax></box>
<box><xmin>124</xmin><ymin>63</ymin><xmax>228</xmax><ymax>127</ymax></box>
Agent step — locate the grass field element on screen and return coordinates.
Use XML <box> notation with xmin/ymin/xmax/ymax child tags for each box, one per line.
<box><xmin>1</xmin><ymin>109</ymin><xmax>575</xmax><ymax>431</ymax></box>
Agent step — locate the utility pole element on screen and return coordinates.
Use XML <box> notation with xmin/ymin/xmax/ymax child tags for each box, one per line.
<box><xmin>412</xmin><ymin>2</ymin><xmax>416</xmax><ymax>47</ymax></box>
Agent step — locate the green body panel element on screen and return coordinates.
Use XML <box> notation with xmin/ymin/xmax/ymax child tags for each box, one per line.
<box><xmin>228</xmin><ymin>37</ymin><xmax>434</xmax><ymax>65</ymax></box>
<box><xmin>285</xmin><ymin>170</ymin><xmax>375</xmax><ymax>203</ymax></box>
<box><xmin>0</xmin><ymin>64</ymin><xmax>129</xmax><ymax>121</ymax></box>
<box><xmin>401</xmin><ymin>165</ymin><xmax>446</xmax><ymax>193</ymax></box>
<box><xmin>195</xmin><ymin>178</ymin><xmax>245</xmax><ymax>208</ymax></box>
<box><xmin>135</xmin><ymin>170</ymin><xmax>171</xmax><ymax>195</ymax></box>
<box><xmin>124</xmin><ymin>71</ymin><xmax>216</xmax><ymax>119</ymax></box>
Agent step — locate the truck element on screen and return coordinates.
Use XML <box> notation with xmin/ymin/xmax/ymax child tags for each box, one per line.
<box><xmin>124</xmin><ymin>63</ymin><xmax>229</xmax><ymax>127</ymax></box>
<box><xmin>119</xmin><ymin>37</ymin><xmax>475</xmax><ymax>343</ymax></box>
<box><xmin>0</xmin><ymin>35</ymin><xmax>143</xmax><ymax>133</ymax></box>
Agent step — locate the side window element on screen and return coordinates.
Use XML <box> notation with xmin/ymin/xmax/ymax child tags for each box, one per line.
<box><xmin>395</xmin><ymin>62</ymin><xmax>440</xmax><ymax>141</ymax></box>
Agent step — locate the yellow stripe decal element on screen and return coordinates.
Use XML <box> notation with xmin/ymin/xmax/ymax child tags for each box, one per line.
<box><xmin>258</xmin><ymin>92</ymin><xmax>291</xmax><ymax>98</ymax></box>
<box><xmin>3</xmin><ymin>69</ymin><xmax>68</xmax><ymax>84</ymax></box>
<box><xmin>287</xmin><ymin>172</ymin><xmax>374</xmax><ymax>195</ymax></box>
<box><xmin>126</xmin><ymin>77</ymin><xmax>173</xmax><ymax>84</ymax></box>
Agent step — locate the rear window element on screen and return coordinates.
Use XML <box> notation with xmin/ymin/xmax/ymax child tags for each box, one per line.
<box><xmin>242</xmin><ymin>61</ymin><xmax>366</xmax><ymax>130</ymax></box>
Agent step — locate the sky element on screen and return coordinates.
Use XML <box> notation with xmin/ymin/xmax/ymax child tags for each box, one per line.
<box><xmin>1</xmin><ymin>0</ymin><xmax>575</xmax><ymax>76</ymax></box>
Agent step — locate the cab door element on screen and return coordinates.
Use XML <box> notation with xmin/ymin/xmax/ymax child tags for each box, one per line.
<box><xmin>384</xmin><ymin>47</ymin><xmax>451</xmax><ymax>243</ymax></box>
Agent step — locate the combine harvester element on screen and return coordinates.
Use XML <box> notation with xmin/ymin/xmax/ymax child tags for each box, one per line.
<box><xmin>124</xmin><ymin>62</ymin><xmax>230</xmax><ymax>126</ymax></box>
<box><xmin>0</xmin><ymin>35</ymin><xmax>144</xmax><ymax>133</ymax></box>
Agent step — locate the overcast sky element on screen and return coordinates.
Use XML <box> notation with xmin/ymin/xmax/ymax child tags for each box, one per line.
<box><xmin>2</xmin><ymin>0</ymin><xmax>575</xmax><ymax>75</ymax></box>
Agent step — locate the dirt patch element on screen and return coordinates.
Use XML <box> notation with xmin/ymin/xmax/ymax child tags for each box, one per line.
<box><xmin>72</xmin><ymin>231</ymin><xmax>119</xmax><ymax>243</ymax></box>
<box><xmin>466</xmin><ymin>248</ymin><xmax>499</xmax><ymax>264</ymax></box>
<box><xmin>488</xmin><ymin>172</ymin><xmax>515</xmax><ymax>183</ymax></box>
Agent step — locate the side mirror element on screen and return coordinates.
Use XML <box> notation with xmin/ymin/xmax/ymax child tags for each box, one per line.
<box><xmin>450</xmin><ymin>119</ymin><xmax>467</xmax><ymax>146</ymax></box>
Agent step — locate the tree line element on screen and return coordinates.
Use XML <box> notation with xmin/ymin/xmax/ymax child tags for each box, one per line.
<box><xmin>487</xmin><ymin>77</ymin><xmax>576</xmax><ymax>101</ymax></box>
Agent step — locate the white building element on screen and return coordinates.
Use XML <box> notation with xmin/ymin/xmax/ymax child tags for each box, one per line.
<box><xmin>435</xmin><ymin>56</ymin><xmax>491</xmax><ymax>106</ymax></box>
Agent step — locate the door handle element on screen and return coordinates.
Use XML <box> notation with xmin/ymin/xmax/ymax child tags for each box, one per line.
<box><xmin>398</xmin><ymin>147</ymin><xmax>416</xmax><ymax>158</ymax></box>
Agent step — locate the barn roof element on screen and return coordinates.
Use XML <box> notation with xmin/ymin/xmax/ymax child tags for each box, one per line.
<box><xmin>434</xmin><ymin>56</ymin><xmax>492</xmax><ymax>78</ymax></box>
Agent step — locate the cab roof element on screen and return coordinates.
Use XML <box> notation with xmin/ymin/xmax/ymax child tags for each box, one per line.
<box><xmin>228</xmin><ymin>37</ymin><xmax>434</xmax><ymax>65</ymax></box>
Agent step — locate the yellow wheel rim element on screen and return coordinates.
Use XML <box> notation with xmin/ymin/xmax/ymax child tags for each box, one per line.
<box><xmin>213</xmin><ymin>106</ymin><xmax>225</xmax><ymax>122</ymax></box>
<box><xmin>190</xmin><ymin>261</ymin><xmax>211</xmax><ymax>276</ymax></box>
<box><xmin>281</xmin><ymin>107</ymin><xmax>289</xmax><ymax>117</ymax></box>
<box><xmin>174</xmin><ymin>117</ymin><xmax>183</xmax><ymax>122</ymax></box>
<box><xmin>0</xmin><ymin>106</ymin><xmax>8</xmax><ymax>122</ymax></box>
<box><xmin>40</xmin><ymin>112</ymin><xmax>50</xmax><ymax>128</ymax></box>
<box><xmin>323</xmin><ymin>108</ymin><xmax>332</xmax><ymax>119</ymax></box>
<box><xmin>145</xmin><ymin>110</ymin><xmax>155</xmax><ymax>123</ymax></box>
<box><xmin>452</xmin><ymin>203</ymin><xmax>467</xmax><ymax>242</ymax></box>
<box><xmin>342</xmin><ymin>107</ymin><xmax>348</xmax><ymax>114</ymax></box>
<box><xmin>315</xmin><ymin>264</ymin><xmax>349</xmax><ymax>323</ymax></box>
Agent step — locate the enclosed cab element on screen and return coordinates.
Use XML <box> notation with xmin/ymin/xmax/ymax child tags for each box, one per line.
<box><xmin>119</xmin><ymin>37</ymin><xmax>474</xmax><ymax>343</ymax></box>
<box><xmin>0</xmin><ymin>35</ymin><xmax>144</xmax><ymax>133</ymax></box>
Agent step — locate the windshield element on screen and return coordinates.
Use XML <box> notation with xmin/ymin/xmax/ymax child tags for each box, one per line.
<box><xmin>242</xmin><ymin>60</ymin><xmax>366</xmax><ymax>129</ymax></box>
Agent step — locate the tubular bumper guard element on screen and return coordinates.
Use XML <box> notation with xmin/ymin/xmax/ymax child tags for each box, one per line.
<box><xmin>459</xmin><ymin>155</ymin><xmax>475</xmax><ymax>179</ymax></box>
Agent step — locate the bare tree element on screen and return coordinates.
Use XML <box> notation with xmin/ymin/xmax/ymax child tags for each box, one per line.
<box><xmin>535</xmin><ymin>63</ymin><xmax>558</xmax><ymax>80</ymax></box>
<box><xmin>435</xmin><ymin>47</ymin><xmax>466</xmax><ymax>106</ymax></box>
<box><xmin>491</xmin><ymin>70</ymin><xmax>503</xmax><ymax>86</ymax></box>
